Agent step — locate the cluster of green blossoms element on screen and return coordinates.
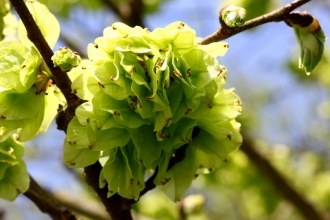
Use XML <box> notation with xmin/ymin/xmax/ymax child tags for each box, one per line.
<box><xmin>0</xmin><ymin>41</ymin><xmax>63</xmax><ymax>201</ymax></box>
<box><xmin>0</xmin><ymin>41</ymin><xmax>65</xmax><ymax>142</ymax></box>
<box><xmin>64</xmin><ymin>21</ymin><xmax>242</xmax><ymax>201</ymax></box>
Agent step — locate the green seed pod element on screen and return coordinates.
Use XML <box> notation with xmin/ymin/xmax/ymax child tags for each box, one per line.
<box><xmin>221</xmin><ymin>4</ymin><xmax>246</xmax><ymax>28</ymax></box>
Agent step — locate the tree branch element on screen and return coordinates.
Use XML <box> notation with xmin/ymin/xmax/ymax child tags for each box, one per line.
<box><xmin>23</xmin><ymin>176</ymin><xmax>80</xmax><ymax>220</ymax></box>
<box><xmin>9</xmin><ymin>0</ymin><xmax>84</xmax><ymax>132</ymax></box>
<box><xmin>83</xmin><ymin>162</ymin><xmax>133</xmax><ymax>220</ymax></box>
<box><xmin>199</xmin><ymin>0</ymin><xmax>311</xmax><ymax>44</ymax></box>
<box><xmin>241</xmin><ymin>133</ymin><xmax>327</xmax><ymax>220</ymax></box>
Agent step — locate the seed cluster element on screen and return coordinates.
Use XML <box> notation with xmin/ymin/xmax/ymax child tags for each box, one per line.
<box><xmin>64</xmin><ymin>21</ymin><xmax>243</xmax><ymax>201</ymax></box>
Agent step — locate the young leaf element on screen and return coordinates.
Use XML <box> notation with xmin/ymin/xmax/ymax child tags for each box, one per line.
<box><xmin>287</xmin><ymin>11</ymin><xmax>327</xmax><ymax>75</ymax></box>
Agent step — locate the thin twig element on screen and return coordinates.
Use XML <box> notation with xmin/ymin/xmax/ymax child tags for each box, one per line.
<box><xmin>199</xmin><ymin>0</ymin><xmax>311</xmax><ymax>44</ymax></box>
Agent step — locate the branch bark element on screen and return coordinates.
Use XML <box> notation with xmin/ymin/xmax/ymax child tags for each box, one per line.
<box><xmin>241</xmin><ymin>133</ymin><xmax>327</xmax><ymax>220</ymax></box>
<box><xmin>199</xmin><ymin>0</ymin><xmax>311</xmax><ymax>44</ymax></box>
<box><xmin>23</xmin><ymin>176</ymin><xmax>80</xmax><ymax>220</ymax></box>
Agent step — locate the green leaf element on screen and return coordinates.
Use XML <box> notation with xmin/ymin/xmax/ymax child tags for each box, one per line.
<box><xmin>87</xmin><ymin>37</ymin><xmax>115</xmax><ymax>65</ymax></box>
<box><xmin>86</xmin><ymin>123</ymin><xmax>130</xmax><ymax>151</ymax></box>
<box><xmin>293</xmin><ymin>22</ymin><xmax>327</xmax><ymax>75</ymax></box>
<box><xmin>70</xmin><ymin>60</ymin><xmax>99</xmax><ymax>101</ymax></box>
<box><xmin>18</xmin><ymin>0</ymin><xmax>60</xmax><ymax>49</ymax></box>
<box><xmin>130</xmin><ymin>125</ymin><xmax>162</xmax><ymax>169</ymax></box>
<box><xmin>115</xmin><ymin>36</ymin><xmax>152</xmax><ymax>53</ymax></box>
<box><xmin>144</xmin><ymin>21</ymin><xmax>197</xmax><ymax>55</ymax></box>
<box><xmin>182</xmin><ymin>49</ymin><xmax>221</xmax><ymax>88</ymax></box>
<box><xmin>0</xmin><ymin>41</ymin><xmax>27</xmax><ymax>91</ymax></box>
<box><xmin>20</xmin><ymin>46</ymin><xmax>42</xmax><ymax>91</ymax></box>
<box><xmin>95</xmin><ymin>61</ymin><xmax>131</xmax><ymax>100</ymax></box>
<box><xmin>0</xmin><ymin>136</ymin><xmax>28</xmax><ymax>202</ymax></box>
<box><xmin>0</xmin><ymin>41</ymin><xmax>41</xmax><ymax>93</ymax></box>
<box><xmin>0</xmin><ymin>159</ymin><xmax>29</xmax><ymax>201</ymax></box>
<box><xmin>100</xmin><ymin>94</ymin><xmax>150</xmax><ymax>128</ymax></box>
<box><xmin>131</xmin><ymin>82</ymin><xmax>154</xmax><ymax>119</ymax></box>
<box><xmin>102</xmin><ymin>143</ymin><xmax>145</xmax><ymax>200</ymax></box>
<box><xmin>18</xmin><ymin>109</ymin><xmax>44</xmax><ymax>142</ymax></box>
<box><xmin>0</xmin><ymin>87</ymin><xmax>45</xmax><ymax>129</ymax></box>
<box><xmin>92</xmin><ymin>91</ymin><xmax>124</xmax><ymax>130</ymax></box>
<box><xmin>63</xmin><ymin>140</ymin><xmax>100</xmax><ymax>168</ymax></box>
<box><xmin>38</xmin><ymin>85</ymin><xmax>65</xmax><ymax>134</ymax></box>
<box><xmin>66</xmin><ymin>116</ymin><xmax>89</xmax><ymax>149</ymax></box>
<box><xmin>0</xmin><ymin>127</ymin><xmax>16</xmax><ymax>142</ymax></box>
<box><xmin>159</xmin><ymin>146</ymin><xmax>197</xmax><ymax>201</ymax></box>
<box><xmin>205</xmin><ymin>89</ymin><xmax>242</xmax><ymax>123</ymax></box>
<box><xmin>198</xmin><ymin>42</ymin><xmax>229</xmax><ymax>57</ymax></box>
<box><xmin>103</xmin><ymin>22</ymin><xmax>149</xmax><ymax>39</ymax></box>
<box><xmin>75</xmin><ymin>102</ymin><xmax>95</xmax><ymax>126</ymax></box>
<box><xmin>197</xmin><ymin>119</ymin><xmax>242</xmax><ymax>150</ymax></box>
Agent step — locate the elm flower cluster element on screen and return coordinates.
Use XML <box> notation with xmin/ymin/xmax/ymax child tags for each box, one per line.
<box><xmin>64</xmin><ymin>22</ymin><xmax>242</xmax><ymax>201</ymax></box>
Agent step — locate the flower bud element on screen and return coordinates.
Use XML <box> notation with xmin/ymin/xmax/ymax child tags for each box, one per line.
<box><xmin>52</xmin><ymin>46</ymin><xmax>81</xmax><ymax>72</ymax></box>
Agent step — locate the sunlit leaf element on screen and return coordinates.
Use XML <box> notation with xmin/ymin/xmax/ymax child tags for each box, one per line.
<box><xmin>17</xmin><ymin>0</ymin><xmax>60</xmax><ymax>49</ymax></box>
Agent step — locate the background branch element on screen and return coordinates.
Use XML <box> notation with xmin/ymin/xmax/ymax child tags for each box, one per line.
<box><xmin>199</xmin><ymin>0</ymin><xmax>311</xmax><ymax>44</ymax></box>
<box><xmin>241</xmin><ymin>133</ymin><xmax>328</xmax><ymax>220</ymax></box>
<box><xmin>100</xmin><ymin>0</ymin><xmax>144</xmax><ymax>27</ymax></box>
<box><xmin>51</xmin><ymin>190</ymin><xmax>111</xmax><ymax>220</ymax></box>
<box><xmin>23</xmin><ymin>176</ymin><xmax>80</xmax><ymax>220</ymax></box>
